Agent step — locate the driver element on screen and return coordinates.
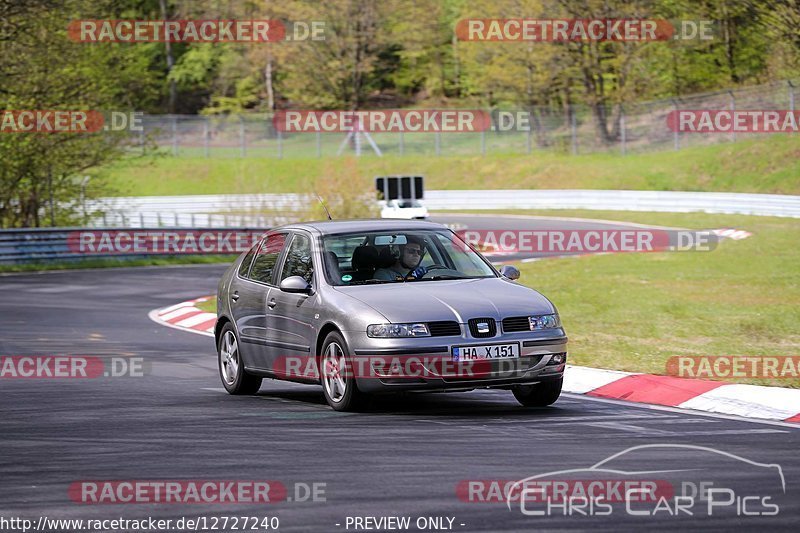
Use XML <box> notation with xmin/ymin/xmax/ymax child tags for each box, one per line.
<box><xmin>374</xmin><ymin>236</ymin><xmax>427</xmax><ymax>281</ymax></box>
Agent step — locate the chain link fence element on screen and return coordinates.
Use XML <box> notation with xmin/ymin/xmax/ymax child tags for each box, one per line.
<box><xmin>133</xmin><ymin>80</ymin><xmax>797</xmax><ymax>159</ymax></box>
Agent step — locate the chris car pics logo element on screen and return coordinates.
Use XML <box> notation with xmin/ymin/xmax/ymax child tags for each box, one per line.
<box><xmin>505</xmin><ymin>444</ymin><xmax>785</xmax><ymax>518</ymax></box>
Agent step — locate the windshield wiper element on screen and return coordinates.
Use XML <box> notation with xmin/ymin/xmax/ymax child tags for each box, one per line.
<box><xmin>404</xmin><ymin>274</ymin><xmax>471</xmax><ymax>282</ymax></box>
<box><xmin>348</xmin><ymin>279</ymin><xmax>393</xmax><ymax>285</ymax></box>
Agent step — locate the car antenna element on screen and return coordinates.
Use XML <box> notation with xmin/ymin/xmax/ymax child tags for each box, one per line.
<box><xmin>315</xmin><ymin>192</ymin><xmax>333</xmax><ymax>220</ymax></box>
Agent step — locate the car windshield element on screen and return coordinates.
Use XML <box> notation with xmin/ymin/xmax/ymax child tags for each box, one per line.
<box><xmin>322</xmin><ymin>229</ymin><xmax>497</xmax><ymax>286</ymax></box>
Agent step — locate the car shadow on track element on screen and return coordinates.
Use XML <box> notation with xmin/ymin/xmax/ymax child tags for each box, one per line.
<box><xmin>254</xmin><ymin>386</ymin><xmax>578</xmax><ymax>419</ymax></box>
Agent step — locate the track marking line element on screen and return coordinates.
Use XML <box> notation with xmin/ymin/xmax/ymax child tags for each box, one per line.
<box><xmin>562</xmin><ymin>393</ymin><xmax>800</xmax><ymax>429</ymax></box>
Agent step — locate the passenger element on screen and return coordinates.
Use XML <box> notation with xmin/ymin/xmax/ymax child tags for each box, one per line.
<box><xmin>374</xmin><ymin>236</ymin><xmax>427</xmax><ymax>281</ymax></box>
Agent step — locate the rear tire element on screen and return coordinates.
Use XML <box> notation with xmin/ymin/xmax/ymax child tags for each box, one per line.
<box><xmin>218</xmin><ymin>323</ymin><xmax>262</xmax><ymax>395</ymax></box>
<box><xmin>320</xmin><ymin>331</ymin><xmax>365</xmax><ymax>411</ymax></box>
<box><xmin>512</xmin><ymin>378</ymin><xmax>562</xmax><ymax>407</ymax></box>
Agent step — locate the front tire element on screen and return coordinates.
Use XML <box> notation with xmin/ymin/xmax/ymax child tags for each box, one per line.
<box><xmin>218</xmin><ymin>323</ymin><xmax>262</xmax><ymax>395</ymax></box>
<box><xmin>320</xmin><ymin>331</ymin><xmax>365</xmax><ymax>411</ymax></box>
<box><xmin>512</xmin><ymin>378</ymin><xmax>562</xmax><ymax>407</ymax></box>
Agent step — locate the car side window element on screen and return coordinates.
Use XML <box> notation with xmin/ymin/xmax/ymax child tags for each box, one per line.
<box><xmin>237</xmin><ymin>242</ymin><xmax>259</xmax><ymax>278</ymax></box>
<box><xmin>280</xmin><ymin>234</ymin><xmax>314</xmax><ymax>284</ymax></box>
<box><xmin>249</xmin><ymin>233</ymin><xmax>287</xmax><ymax>284</ymax></box>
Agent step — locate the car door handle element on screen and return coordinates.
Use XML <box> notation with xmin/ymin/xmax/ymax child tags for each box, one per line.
<box><xmin>267</xmin><ymin>298</ymin><xmax>277</xmax><ymax>309</ymax></box>
<box><xmin>231</xmin><ymin>291</ymin><xmax>240</xmax><ymax>302</ymax></box>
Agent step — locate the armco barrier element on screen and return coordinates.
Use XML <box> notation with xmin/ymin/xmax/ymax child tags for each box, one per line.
<box><xmin>87</xmin><ymin>190</ymin><xmax>800</xmax><ymax>228</ymax></box>
<box><xmin>0</xmin><ymin>227</ymin><xmax>268</xmax><ymax>265</ymax></box>
<box><xmin>424</xmin><ymin>190</ymin><xmax>800</xmax><ymax>218</ymax></box>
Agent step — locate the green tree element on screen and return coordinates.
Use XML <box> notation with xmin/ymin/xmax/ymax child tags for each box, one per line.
<box><xmin>0</xmin><ymin>0</ymin><xmax>156</xmax><ymax>227</ymax></box>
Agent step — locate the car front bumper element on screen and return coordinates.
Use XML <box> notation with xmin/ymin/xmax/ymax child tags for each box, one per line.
<box><xmin>345</xmin><ymin>331</ymin><xmax>567</xmax><ymax>394</ymax></box>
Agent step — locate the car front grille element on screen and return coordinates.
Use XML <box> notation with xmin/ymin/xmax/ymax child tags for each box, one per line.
<box><xmin>468</xmin><ymin>317</ymin><xmax>497</xmax><ymax>338</ymax></box>
<box><xmin>428</xmin><ymin>321</ymin><xmax>461</xmax><ymax>337</ymax></box>
<box><xmin>502</xmin><ymin>316</ymin><xmax>530</xmax><ymax>333</ymax></box>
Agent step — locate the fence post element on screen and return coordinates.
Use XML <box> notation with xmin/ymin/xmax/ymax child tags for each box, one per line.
<box><xmin>239</xmin><ymin>117</ymin><xmax>246</xmax><ymax>157</ymax></box>
<box><xmin>620</xmin><ymin>107</ymin><xmax>626</xmax><ymax>156</ymax></box>
<box><xmin>316</xmin><ymin>131</ymin><xmax>321</xmax><ymax>158</ymax></box>
<box><xmin>398</xmin><ymin>131</ymin><xmax>404</xmax><ymax>156</ymax></box>
<box><xmin>277</xmin><ymin>130</ymin><xmax>283</xmax><ymax>159</ymax></box>
<box><xmin>672</xmin><ymin>99</ymin><xmax>680</xmax><ymax>151</ymax></box>
<box><xmin>570</xmin><ymin>105</ymin><xmax>577</xmax><ymax>155</ymax></box>
<box><xmin>729</xmin><ymin>91</ymin><xmax>736</xmax><ymax>143</ymax></box>
<box><xmin>480</xmin><ymin>128</ymin><xmax>486</xmax><ymax>155</ymax></box>
<box><xmin>526</xmin><ymin>111</ymin><xmax>532</xmax><ymax>154</ymax></box>
<box><xmin>435</xmin><ymin>132</ymin><xmax>441</xmax><ymax>156</ymax></box>
<box><xmin>139</xmin><ymin>212</ymin><xmax>144</xmax><ymax>228</ymax></box>
<box><xmin>789</xmin><ymin>80</ymin><xmax>795</xmax><ymax>113</ymax></box>
<box><xmin>171</xmin><ymin>116</ymin><xmax>178</xmax><ymax>156</ymax></box>
<box><xmin>203</xmin><ymin>116</ymin><xmax>210</xmax><ymax>158</ymax></box>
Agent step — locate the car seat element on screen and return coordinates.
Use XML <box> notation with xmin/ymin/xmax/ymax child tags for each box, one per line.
<box><xmin>324</xmin><ymin>251</ymin><xmax>341</xmax><ymax>282</ymax></box>
<box><xmin>351</xmin><ymin>245</ymin><xmax>379</xmax><ymax>281</ymax></box>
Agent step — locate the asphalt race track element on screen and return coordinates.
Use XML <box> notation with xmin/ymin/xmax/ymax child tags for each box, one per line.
<box><xmin>0</xmin><ymin>216</ymin><xmax>796</xmax><ymax>532</ymax></box>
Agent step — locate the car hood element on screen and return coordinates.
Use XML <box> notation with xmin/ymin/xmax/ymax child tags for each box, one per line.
<box><xmin>334</xmin><ymin>277</ymin><xmax>555</xmax><ymax>323</ymax></box>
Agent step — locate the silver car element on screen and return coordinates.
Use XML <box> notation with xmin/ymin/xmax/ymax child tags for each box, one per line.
<box><xmin>215</xmin><ymin>220</ymin><xmax>567</xmax><ymax>411</ymax></box>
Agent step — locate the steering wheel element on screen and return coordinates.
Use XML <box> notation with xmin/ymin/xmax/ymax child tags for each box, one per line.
<box><xmin>421</xmin><ymin>264</ymin><xmax>463</xmax><ymax>279</ymax></box>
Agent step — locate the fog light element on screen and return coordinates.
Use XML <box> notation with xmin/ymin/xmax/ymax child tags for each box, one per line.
<box><xmin>548</xmin><ymin>353</ymin><xmax>566</xmax><ymax>365</ymax></box>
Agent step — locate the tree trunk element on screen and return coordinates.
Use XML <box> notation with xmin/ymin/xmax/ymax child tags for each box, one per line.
<box><xmin>721</xmin><ymin>3</ymin><xmax>739</xmax><ymax>84</ymax></box>
<box><xmin>451</xmin><ymin>33</ymin><xmax>460</xmax><ymax>98</ymax></box>
<box><xmin>159</xmin><ymin>0</ymin><xmax>177</xmax><ymax>113</ymax></box>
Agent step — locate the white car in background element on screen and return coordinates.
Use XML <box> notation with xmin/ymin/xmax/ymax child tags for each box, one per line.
<box><xmin>379</xmin><ymin>199</ymin><xmax>429</xmax><ymax>219</ymax></box>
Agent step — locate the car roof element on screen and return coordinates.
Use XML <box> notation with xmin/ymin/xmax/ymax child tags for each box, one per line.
<box><xmin>281</xmin><ymin>219</ymin><xmax>447</xmax><ymax>235</ymax></box>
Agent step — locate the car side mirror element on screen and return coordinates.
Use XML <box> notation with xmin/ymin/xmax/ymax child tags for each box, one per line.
<box><xmin>500</xmin><ymin>265</ymin><xmax>520</xmax><ymax>281</ymax></box>
<box><xmin>279</xmin><ymin>276</ymin><xmax>313</xmax><ymax>294</ymax></box>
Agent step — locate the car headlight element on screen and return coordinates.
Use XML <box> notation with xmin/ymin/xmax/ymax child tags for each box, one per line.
<box><xmin>528</xmin><ymin>314</ymin><xmax>561</xmax><ymax>330</ymax></box>
<box><xmin>367</xmin><ymin>323</ymin><xmax>430</xmax><ymax>338</ymax></box>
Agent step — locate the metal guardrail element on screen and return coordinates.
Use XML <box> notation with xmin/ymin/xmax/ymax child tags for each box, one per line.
<box><xmin>424</xmin><ymin>190</ymin><xmax>800</xmax><ymax>218</ymax></box>
<box><xmin>0</xmin><ymin>227</ymin><xmax>267</xmax><ymax>265</ymax></box>
<box><xmin>88</xmin><ymin>190</ymin><xmax>800</xmax><ymax>228</ymax></box>
<box><xmin>87</xmin><ymin>194</ymin><xmax>304</xmax><ymax>227</ymax></box>
<box><xmin>5</xmin><ymin>189</ymin><xmax>798</xmax><ymax>263</ymax></box>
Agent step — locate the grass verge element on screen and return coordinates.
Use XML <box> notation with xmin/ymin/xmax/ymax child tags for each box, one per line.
<box><xmin>500</xmin><ymin>210</ymin><xmax>799</xmax><ymax>388</ymax></box>
<box><xmin>102</xmin><ymin>134</ymin><xmax>800</xmax><ymax>196</ymax></box>
<box><xmin>195</xmin><ymin>298</ymin><xmax>216</xmax><ymax>313</ymax></box>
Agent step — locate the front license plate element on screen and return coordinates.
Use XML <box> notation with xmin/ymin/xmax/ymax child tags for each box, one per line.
<box><xmin>452</xmin><ymin>343</ymin><xmax>520</xmax><ymax>361</ymax></box>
